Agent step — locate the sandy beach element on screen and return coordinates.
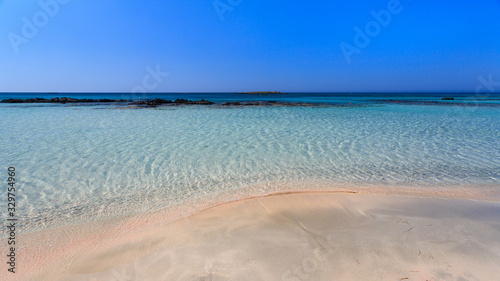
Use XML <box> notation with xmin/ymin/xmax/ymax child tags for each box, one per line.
<box><xmin>3</xmin><ymin>191</ymin><xmax>500</xmax><ymax>281</ymax></box>
<box><xmin>2</xmin><ymin>0</ymin><xmax>499</xmax><ymax>280</ymax></box>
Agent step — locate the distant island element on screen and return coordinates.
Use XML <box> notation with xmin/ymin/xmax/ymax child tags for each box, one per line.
<box><xmin>236</xmin><ymin>91</ymin><xmax>286</xmax><ymax>95</ymax></box>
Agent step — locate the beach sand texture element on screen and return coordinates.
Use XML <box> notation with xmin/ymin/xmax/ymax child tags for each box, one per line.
<box><xmin>5</xmin><ymin>192</ymin><xmax>500</xmax><ymax>281</ymax></box>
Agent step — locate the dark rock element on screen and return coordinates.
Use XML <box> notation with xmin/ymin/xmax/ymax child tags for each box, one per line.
<box><xmin>222</xmin><ymin>102</ymin><xmax>242</xmax><ymax>106</ymax></box>
<box><xmin>129</xmin><ymin>101</ymin><xmax>147</xmax><ymax>105</ymax></box>
<box><xmin>1</xmin><ymin>97</ymin><xmax>130</xmax><ymax>104</ymax></box>
<box><xmin>129</xmin><ymin>98</ymin><xmax>175</xmax><ymax>107</ymax></box>
<box><xmin>174</xmin><ymin>99</ymin><xmax>189</xmax><ymax>104</ymax></box>
<box><xmin>0</xmin><ymin>98</ymin><xmax>23</xmax><ymax>103</ymax></box>
<box><xmin>153</xmin><ymin>98</ymin><xmax>173</xmax><ymax>104</ymax></box>
<box><xmin>1</xmin><ymin>97</ymin><xmax>336</xmax><ymax>108</ymax></box>
<box><xmin>171</xmin><ymin>99</ymin><xmax>214</xmax><ymax>105</ymax></box>
<box><xmin>193</xmin><ymin>99</ymin><xmax>214</xmax><ymax>105</ymax></box>
<box><xmin>441</xmin><ymin>97</ymin><xmax>454</xmax><ymax>100</ymax></box>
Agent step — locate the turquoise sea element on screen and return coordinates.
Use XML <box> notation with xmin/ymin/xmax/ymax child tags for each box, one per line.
<box><xmin>1</xmin><ymin>93</ymin><xmax>499</xmax><ymax>234</ymax></box>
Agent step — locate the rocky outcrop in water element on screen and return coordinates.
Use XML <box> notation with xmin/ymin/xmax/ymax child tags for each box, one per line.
<box><xmin>1</xmin><ymin>97</ymin><xmax>338</xmax><ymax>108</ymax></box>
<box><xmin>1</xmin><ymin>97</ymin><xmax>129</xmax><ymax>104</ymax></box>
<box><xmin>129</xmin><ymin>98</ymin><xmax>215</xmax><ymax>107</ymax></box>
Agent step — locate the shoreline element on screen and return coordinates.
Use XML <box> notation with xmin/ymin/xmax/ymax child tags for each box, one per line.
<box><xmin>5</xmin><ymin>181</ymin><xmax>500</xmax><ymax>239</ymax></box>
<box><xmin>7</xmin><ymin>181</ymin><xmax>500</xmax><ymax>238</ymax></box>
<box><xmin>2</xmin><ymin>189</ymin><xmax>500</xmax><ymax>280</ymax></box>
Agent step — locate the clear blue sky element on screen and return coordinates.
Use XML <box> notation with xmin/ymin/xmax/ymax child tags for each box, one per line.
<box><xmin>1</xmin><ymin>0</ymin><xmax>499</xmax><ymax>93</ymax></box>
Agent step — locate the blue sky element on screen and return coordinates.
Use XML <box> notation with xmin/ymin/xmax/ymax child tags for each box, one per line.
<box><xmin>0</xmin><ymin>0</ymin><xmax>499</xmax><ymax>92</ymax></box>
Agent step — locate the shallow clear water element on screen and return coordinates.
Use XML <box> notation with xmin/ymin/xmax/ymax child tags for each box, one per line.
<box><xmin>1</xmin><ymin>95</ymin><xmax>499</xmax><ymax>232</ymax></box>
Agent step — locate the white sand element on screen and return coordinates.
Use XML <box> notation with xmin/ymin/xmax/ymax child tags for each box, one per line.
<box><xmin>3</xmin><ymin>192</ymin><xmax>500</xmax><ymax>281</ymax></box>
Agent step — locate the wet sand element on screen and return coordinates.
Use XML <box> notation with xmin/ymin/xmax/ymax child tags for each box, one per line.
<box><xmin>4</xmin><ymin>192</ymin><xmax>500</xmax><ymax>281</ymax></box>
